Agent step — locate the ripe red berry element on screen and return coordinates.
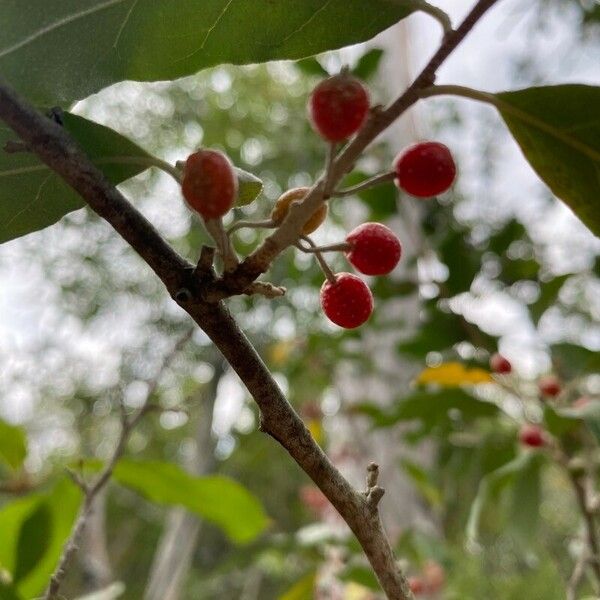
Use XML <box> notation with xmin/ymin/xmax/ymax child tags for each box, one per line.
<box><xmin>490</xmin><ymin>352</ymin><xmax>512</xmax><ymax>374</ymax></box>
<box><xmin>538</xmin><ymin>375</ymin><xmax>561</xmax><ymax>398</ymax></box>
<box><xmin>423</xmin><ymin>561</ymin><xmax>445</xmax><ymax>593</ymax></box>
<box><xmin>519</xmin><ymin>424</ymin><xmax>545</xmax><ymax>448</ymax></box>
<box><xmin>320</xmin><ymin>273</ymin><xmax>373</xmax><ymax>329</ymax></box>
<box><xmin>394</xmin><ymin>141</ymin><xmax>456</xmax><ymax>198</ymax></box>
<box><xmin>345</xmin><ymin>222</ymin><xmax>402</xmax><ymax>276</ymax></box>
<box><xmin>408</xmin><ymin>576</ymin><xmax>425</xmax><ymax>595</ymax></box>
<box><xmin>308</xmin><ymin>73</ymin><xmax>370</xmax><ymax>142</ymax></box>
<box><xmin>181</xmin><ymin>149</ymin><xmax>237</xmax><ymax>219</ymax></box>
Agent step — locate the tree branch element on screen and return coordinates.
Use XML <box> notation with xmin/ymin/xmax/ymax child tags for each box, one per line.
<box><xmin>42</xmin><ymin>329</ymin><xmax>193</xmax><ymax>600</ymax></box>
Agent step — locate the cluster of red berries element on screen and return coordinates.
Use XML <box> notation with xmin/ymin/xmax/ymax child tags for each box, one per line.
<box><xmin>408</xmin><ymin>561</ymin><xmax>446</xmax><ymax>596</ymax></box>
<box><xmin>179</xmin><ymin>71</ymin><xmax>457</xmax><ymax>330</ymax></box>
<box><xmin>309</xmin><ymin>73</ymin><xmax>456</xmax><ymax>329</ymax></box>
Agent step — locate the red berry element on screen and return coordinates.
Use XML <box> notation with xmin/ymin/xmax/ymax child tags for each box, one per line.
<box><xmin>345</xmin><ymin>222</ymin><xmax>402</xmax><ymax>276</ymax></box>
<box><xmin>320</xmin><ymin>273</ymin><xmax>373</xmax><ymax>329</ymax></box>
<box><xmin>308</xmin><ymin>73</ymin><xmax>370</xmax><ymax>142</ymax></box>
<box><xmin>299</xmin><ymin>485</ymin><xmax>329</xmax><ymax>516</ymax></box>
<box><xmin>519</xmin><ymin>424</ymin><xmax>545</xmax><ymax>448</ymax></box>
<box><xmin>423</xmin><ymin>561</ymin><xmax>445</xmax><ymax>593</ymax></box>
<box><xmin>490</xmin><ymin>352</ymin><xmax>512</xmax><ymax>374</ymax></box>
<box><xmin>408</xmin><ymin>576</ymin><xmax>425</xmax><ymax>595</ymax></box>
<box><xmin>181</xmin><ymin>149</ymin><xmax>237</xmax><ymax>219</ymax></box>
<box><xmin>538</xmin><ymin>375</ymin><xmax>561</xmax><ymax>398</ymax></box>
<box><xmin>394</xmin><ymin>141</ymin><xmax>456</xmax><ymax>198</ymax></box>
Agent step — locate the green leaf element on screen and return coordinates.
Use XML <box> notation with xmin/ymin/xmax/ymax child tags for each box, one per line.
<box><xmin>294</xmin><ymin>58</ymin><xmax>329</xmax><ymax>78</ymax></box>
<box><xmin>0</xmin><ymin>583</ymin><xmax>22</xmax><ymax>600</ymax></box>
<box><xmin>279</xmin><ymin>571</ymin><xmax>316</xmax><ymax>600</ymax></box>
<box><xmin>339</xmin><ymin>565</ymin><xmax>379</xmax><ymax>590</ymax></box>
<box><xmin>235</xmin><ymin>168</ymin><xmax>263</xmax><ymax>207</ymax></box>
<box><xmin>0</xmin><ymin>420</ymin><xmax>27</xmax><ymax>471</ymax></box>
<box><xmin>352</xmin><ymin>48</ymin><xmax>384</xmax><ymax>80</ymax></box>
<box><xmin>0</xmin><ymin>478</ymin><xmax>82</xmax><ymax>599</ymax></box>
<box><xmin>466</xmin><ymin>453</ymin><xmax>543</xmax><ymax>544</ymax></box>
<box><xmin>495</xmin><ymin>85</ymin><xmax>600</xmax><ymax>237</ymax></box>
<box><xmin>0</xmin><ymin>113</ymin><xmax>151</xmax><ymax>244</ymax></box>
<box><xmin>509</xmin><ymin>453</ymin><xmax>542</xmax><ymax>543</ymax></box>
<box><xmin>111</xmin><ymin>459</ymin><xmax>269</xmax><ymax>544</ymax></box>
<box><xmin>355</xmin><ymin>389</ymin><xmax>499</xmax><ymax>431</ymax></box>
<box><xmin>401</xmin><ymin>460</ymin><xmax>442</xmax><ymax>507</ymax></box>
<box><xmin>13</xmin><ymin>503</ymin><xmax>52</xmax><ymax>583</ymax></box>
<box><xmin>529</xmin><ymin>275</ymin><xmax>569</xmax><ymax>324</ymax></box>
<box><xmin>0</xmin><ymin>2</ymin><xmax>415</xmax><ymax>105</ymax></box>
<box><xmin>551</xmin><ymin>342</ymin><xmax>600</xmax><ymax>379</ymax></box>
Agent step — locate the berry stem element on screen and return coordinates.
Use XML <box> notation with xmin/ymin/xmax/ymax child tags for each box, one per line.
<box><xmin>410</xmin><ymin>0</ymin><xmax>453</xmax><ymax>35</ymax></box>
<box><xmin>299</xmin><ymin>235</ymin><xmax>337</xmax><ymax>283</ymax></box>
<box><xmin>227</xmin><ymin>219</ymin><xmax>276</xmax><ymax>235</ymax></box>
<box><xmin>333</xmin><ymin>170</ymin><xmax>396</xmax><ymax>197</ymax></box>
<box><xmin>297</xmin><ymin>240</ymin><xmax>352</xmax><ymax>254</ymax></box>
<box><xmin>95</xmin><ymin>155</ymin><xmax>182</xmax><ymax>184</ymax></box>
<box><xmin>324</xmin><ymin>142</ymin><xmax>338</xmax><ymax>196</ymax></box>
<box><xmin>204</xmin><ymin>218</ymin><xmax>239</xmax><ymax>273</ymax></box>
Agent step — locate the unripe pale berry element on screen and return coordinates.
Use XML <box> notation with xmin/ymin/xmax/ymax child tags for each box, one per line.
<box><xmin>320</xmin><ymin>273</ymin><xmax>373</xmax><ymax>329</ymax></box>
<box><xmin>394</xmin><ymin>141</ymin><xmax>456</xmax><ymax>198</ymax></box>
<box><xmin>490</xmin><ymin>352</ymin><xmax>512</xmax><ymax>374</ymax></box>
<box><xmin>181</xmin><ymin>149</ymin><xmax>238</xmax><ymax>219</ymax></box>
<box><xmin>345</xmin><ymin>222</ymin><xmax>402</xmax><ymax>276</ymax></box>
<box><xmin>573</xmin><ymin>396</ymin><xmax>591</xmax><ymax>409</ymax></box>
<box><xmin>271</xmin><ymin>187</ymin><xmax>328</xmax><ymax>234</ymax></box>
<box><xmin>308</xmin><ymin>72</ymin><xmax>370</xmax><ymax>142</ymax></box>
<box><xmin>538</xmin><ymin>375</ymin><xmax>561</xmax><ymax>398</ymax></box>
<box><xmin>519</xmin><ymin>424</ymin><xmax>545</xmax><ymax>448</ymax></box>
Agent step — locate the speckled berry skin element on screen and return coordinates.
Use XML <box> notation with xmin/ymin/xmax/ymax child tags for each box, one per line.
<box><xmin>271</xmin><ymin>187</ymin><xmax>328</xmax><ymax>234</ymax></box>
<box><xmin>538</xmin><ymin>375</ymin><xmax>561</xmax><ymax>398</ymax></box>
<box><xmin>308</xmin><ymin>73</ymin><xmax>370</xmax><ymax>142</ymax></box>
<box><xmin>181</xmin><ymin>150</ymin><xmax>237</xmax><ymax>219</ymax></box>
<box><xmin>490</xmin><ymin>352</ymin><xmax>512</xmax><ymax>374</ymax></box>
<box><xmin>346</xmin><ymin>222</ymin><xmax>401</xmax><ymax>276</ymax></box>
<box><xmin>394</xmin><ymin>141</ymin><xmax>456</xmax><ymax>198</ymax></box>
<box><xmin>320</xmin><ymin>273</ymin><xmax>373</xmax><ymax>329</ymax></box>
<box><xmin>519</xmin><ymin>424</ymin><xmax>545</xmax><ymax>448</ymax></box>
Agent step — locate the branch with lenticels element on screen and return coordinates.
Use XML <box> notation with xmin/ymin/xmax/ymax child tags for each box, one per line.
<box><xmin>0</xmin><ymin>2</ymin><xmax>501</xmax><ymax>597</ymax></box>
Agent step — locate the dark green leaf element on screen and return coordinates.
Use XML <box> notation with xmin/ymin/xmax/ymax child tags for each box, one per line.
<box><xmin>509</xmin><ymin>453</ymin><xmax>542</xmax><ymax>543</ymax></box>
<box><xmin>339</xmin><ymin>565</ymin><xmax>379</xmax><ymax>590</ymax></box>
<box><xmin>488</xmin><ymin>219</ymin><xmax>529</xmax><ymax>255</ymax></box>
<box><xmin>438</xmin><ymin>229</ymin><xmax>481</xmax><ymax>295</ymax></box>
<box><xmin>529</xmin><ymin>275</ymin><xmax>569</xmax><ymax>324</ymax></box>
<box><xmin>13</xmin><ymin>503</ymin><xmax>51</xmax><ymax>583</ymax></box>
<box><xmin>112</xmin><ymin>459</ymin><xmax>269</xmax><ymax>544</ymax></box>
<box><xmin>0</xmin><ymin>420</ymin><xmax>27</xmax><ymax>471</ymax></box>
<box><xmin>0</xmin><ymin>2</ymin><xmax>415</xmax><ymax>105</ymax></box>
<box><xmin>0</xmin><ymin>113</ymin><xmax>151</xmax><ymax>244</ymax></box>
<box><xmin>352</xmin><ymin>48</ymin><xmax>384</xmax><ymax>80</ymax></box>
<box><xmin>551</xmin><ymin>342</ymin><xmax>600</xmax><ymax>379</ymax></box>
<box><xmin>279</xmin><ymin>571</ymin><xmax>316</xmax><ymax>600</ymax></box>
<box><xmin>496</xmin><ymin>85</ymin><xmax>600</xmax><ymax>237</ymax></box>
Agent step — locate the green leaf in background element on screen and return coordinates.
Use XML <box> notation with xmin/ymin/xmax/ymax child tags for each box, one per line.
<box><xmin>0</xmin><ymin>583</ymin><xmax>22</xmax><ymax>600</ymax></box>
<box><xmin>401</xmin><ymin>460</ymin><xmax>442</xmax><ymax>507</ymax></box>
<box><xmin>0</xmin><ymin>420</ymin><xmax>27</xmax><ymax>471</ymax></box>
<box><xmin>355</xmin><ymin>389</ymin><xmax>499</xmax><ymax>431</ymax></box>
<box><xmin>111</xmin><ymin>460</ymin><xmax>269</xmax><ymax>544</ymax></box>
<box><xmin>508</xmin><ymin>452</ymin><xmax>542</xmax><ymax>543</ymax></box>
<box><xmin>352</xmin><ymin>48</ymin><xmax>385</xmax><ymax>80</ymax></box>
<box><xmin>74</xmin><ymin>582</ymin><xmax>125</xmax><ymax>600</ymax></box>
<box><xmin>13</xmin><ymin>503</ymin><xmax>52</xmax><ymax>583</ymax></box>
<box><xmin>466</xmin><ymin>452</ymin><xmax>543</xmax><ymax>544</ymax></box>
<box><xmin>0</xmin><ymin>478</ymin><xmax>81</xmax><ymax>599</ymax></box>
<box><xmin>528</xmin><ymin>274</ymin><xmax>569</xmax><ymax>324</ymax></box>
<box><xmin>0</xmin><ymin>113</ymin><xmax>151</xmax><ymax>244</ymax></box>
<box><xmin>0</xmin><ymin>1</ymin><xmax>415</xmax><ymax>105</ymax></box>
<box><xmin>551</xmin><ymin>342</ymin><xmax>600</xmax><ymax>379</ymax></box>
<box><xmin>279</xmin><ymin>571</ymin><xmax>316</xmax><ymax>600</ymax></box>
<box><xmin>339</xmin><ymin>564</ymin><xmax>380</xmax><ymax>590</ymax></box>
<box><xmin>495</xmin><ymin>85</ymin><xmax>600</xmax><ymax>238</ymax></box>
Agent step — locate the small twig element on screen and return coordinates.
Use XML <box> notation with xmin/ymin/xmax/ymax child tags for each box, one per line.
<box><xmin>333</xmin><ymin>170</ymin><xmax>396</xmax><ymax>198</ymax></box>
<box><xmin>324</xmin><ymin>142</ymin><xmax>337</xmax><ymax>196</ymax></box>
<box><xmin>296</xmin><ymin>240</ymin><xmax>352</xmax><ymax>254</ymax></box>
<box><xmin>410</xmin><ymin>0</ymin><xmax>453</xmax><ymax>35</ymax></box>
<box><xmin>43</xmin><ymin>329</ymin><xmax>193</xmax><ymax>600</ymax></box>
<box><xmin>299</xmin><ymin>235</ymin><xmax>337</xmax><ymax>283</ymax></box>
<box><xmin>243</xmin><ymin>281</ymin><xmax>286</xmax><ymax>298</ymax></box>
<box><xmin>204</xmin><ymin>218</ymin><xmax>239</xmax><ymax>273</ymax></box>
<box><xmin>365</xmin><ymin>462</ymin><xmax>386</xmax><ymax>511</ymax></box>
<box><xmin>567</xmin><ymin>545</ymin><xmax>588</xmax><ymax>600</ymax></box>
<box><xmin>227</xmin><ymin>219</ymin><xmax>276</xmax><ymax>235</ymax></box>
